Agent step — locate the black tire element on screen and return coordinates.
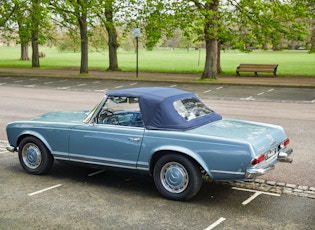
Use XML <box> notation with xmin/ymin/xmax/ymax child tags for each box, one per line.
<box><xmin>153</xmin><ymin>154</ymin><xmax>202</xmax><ymax>201</ymax></box>
<box><xmin>18</xmin><ymin>136</ymin><xmax>54</xmax><ymax>175</ymax></box>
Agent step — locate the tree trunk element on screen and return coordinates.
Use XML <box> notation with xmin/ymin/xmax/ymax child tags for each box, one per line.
<box><xmin>310</xmin><ymin>23</ymin><xmax>315</xmax><ymax>53</ymax></box>
<box><xmin>31</xmin><ymin>0</ymin><xmax>40</xmax><ymax>67</ymax></box>
<box><xmin>217</xmin><ymin>42</ymin><xmax>222</xmax><ymax>74</ymax></box>
<box><xmin>202</xmin><ymin>38</ymin><xmax>217</xmax><ymax>79</ymax></box>
<box><xmin>201</xmin><ymin>0</ymin><xmax>219</xmax><ymax>79</ymax></box>
<box><xmin>78</xmin><ymin>10</ymin><xmax>88</xmax><ymax>74</ymax></box>
<box><xmin>31</xmin><ymin>34</ymin><xmax>39</xmax><ymax>67</ymax></box>
<box><xmin>104</xmin><ymin>0</ymin><xmax>119</xmax><ymax>71</ymax></box>
<box><xmin>20</xmin><ymin>43</ymin><xmax>29</xmax><ymax>60</ymax></box>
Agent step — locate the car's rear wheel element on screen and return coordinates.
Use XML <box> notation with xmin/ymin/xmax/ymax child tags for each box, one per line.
<box><xmin>18</xmin><ymin>136</ymin><xmax>54</xmax><ymax>175</ymax></box>
<box><xmin>153</xmin><ymin>154</ymin><xmax>202</xmax><ymax>201</ymax></box>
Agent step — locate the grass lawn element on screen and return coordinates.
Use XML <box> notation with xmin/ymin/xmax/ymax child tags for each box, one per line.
<box><xmin>0</xmin><ymin>46</ymin><xmax>314</xmax><ymax>77</ymax></box>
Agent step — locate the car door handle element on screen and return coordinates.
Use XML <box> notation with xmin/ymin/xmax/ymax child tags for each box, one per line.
<box><xmin>128</xmin><ymin>137</ymin><xmax>141</xmax><ymax>142</ymax></box>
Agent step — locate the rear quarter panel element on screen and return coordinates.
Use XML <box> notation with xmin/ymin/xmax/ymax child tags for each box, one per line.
<box><xmin>139</xmin><ymin>130</ymin><xmax>253</xmax><ymax>180</ymax></box>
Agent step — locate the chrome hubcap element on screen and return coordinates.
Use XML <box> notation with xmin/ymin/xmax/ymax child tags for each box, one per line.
<box><xmin>160</xmin><ymin>162</ymin><xmax>189</xmax><ymax>193</ymax></box>
<box><xmin>22</xmin><ymin>143</ymin><xmax>42</xmax><ymax>169</ymax></box>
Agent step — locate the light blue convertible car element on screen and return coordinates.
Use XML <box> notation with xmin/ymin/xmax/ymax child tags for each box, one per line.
<box><xmin>6</xmin><ymin>87</ymin><xmax>293</xmax><ymax>200</ymax></box>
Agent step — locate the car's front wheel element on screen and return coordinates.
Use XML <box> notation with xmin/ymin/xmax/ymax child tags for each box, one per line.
<box><xmin>18</xmin><ymin>136</ymin><xmax>54</xmax><ymax>175</ymax></box>
<box><xmin>153</xmin><ymin>154</ymin><xmax>202</xmax><ymax>201</ymax></box>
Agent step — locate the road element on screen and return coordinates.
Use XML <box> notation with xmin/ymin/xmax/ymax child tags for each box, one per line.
<box><xmin>0</xmin><ymin>152</ymin><xmax>314</xmax><ymax>229</ymax></box>
<box><xmin>0</xmin><ymin>75</ymin><xmax>314</xmax><ymax>103</ymax></box>
<box><xmin>0</xmin><ymin>77</ymin><xmax>314</xmax><ymax>229</ymax></box>
<box><xmin>0</xmin><ymin>77</ymin><xmax>314</xmax><ymax>186</ymax></box>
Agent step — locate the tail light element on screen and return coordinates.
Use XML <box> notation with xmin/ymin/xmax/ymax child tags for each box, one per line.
<box><xmin>252</xmin><ymin>138</ymin><xmax>290</xmax><ymax>166</ymax></box>
<box><xmin>283</xmin><ymin>138</ymin><xmax>290</xmax><ymax>147</ymax></box>
<box><xmin>280</xmin><ymin>138</ymin><xmax>290</xmax><ymax>149</ymax></box>
<box><xmin>251</xmin><ymin>153</ymin><xmax>265</xmax><ymax>165</ymax></box>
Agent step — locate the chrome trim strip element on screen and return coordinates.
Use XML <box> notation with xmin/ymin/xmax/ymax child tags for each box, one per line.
<box><xmin>68</xmin><ymin>153</ymin><xmax>135</xmax><ymax>165</ymax></box>
<box><xmin>67</xmin><ymin>158</ymin><xmax>144</xmax><ymax>170</ymax></box>
<box><xmin>211</xmin><ymin>170</ymin><xmax>245</xmax><ymax>175</ymax></box>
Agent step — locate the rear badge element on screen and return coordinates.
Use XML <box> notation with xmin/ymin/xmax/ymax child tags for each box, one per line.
<box><xmin>267</xmin><ymin>134</ymin><xmax>276</xmax><ymax>146</ymax></box>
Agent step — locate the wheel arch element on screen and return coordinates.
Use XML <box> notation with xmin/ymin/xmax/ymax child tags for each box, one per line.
<box><xmin>149</xmin><ymin>147</ymin><xmax>212</xmax><ymax>179</ymax></box>
<box><xmin>16</xmin><ymin>132</ymin><xmax>52</xmax><ymax>153</ymax></box>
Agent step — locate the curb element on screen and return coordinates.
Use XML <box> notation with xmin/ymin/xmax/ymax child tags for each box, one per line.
<box><xmin>225</xmin><ymin>179</ymin><xmax>315</xmax><ymax>199</ymax></box>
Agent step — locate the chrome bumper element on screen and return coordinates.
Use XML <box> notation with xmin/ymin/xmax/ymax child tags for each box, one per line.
<box><xmin>6</xmin><ymin>146</ymin><xmax>16</xmax><ymax>152</ymax></box>
<box><xmin>278</xmin><ymin>147</ymin><xmax>293</xmax><ymax>163</ymax></box>
<box><xmin>245</xmin><ymin>165</ymin><xmax>275</xmax><ymax>179</ymax></box>
<box><xmin>246</xmin><ymin>147</ymin><xmax>293</xmax><ymax>179</ymax></box>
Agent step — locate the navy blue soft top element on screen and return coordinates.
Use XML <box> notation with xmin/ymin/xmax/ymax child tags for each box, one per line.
<box><xmin>107</xmin><ymin>87</ymin><xmax>222</xmax><ymax>130</ymax></box>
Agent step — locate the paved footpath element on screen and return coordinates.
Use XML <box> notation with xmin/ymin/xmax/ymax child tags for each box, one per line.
<box><xmin>0</xmin><ymin>67</ymin><xmax>315</xmax><ymax>88</ymax></box>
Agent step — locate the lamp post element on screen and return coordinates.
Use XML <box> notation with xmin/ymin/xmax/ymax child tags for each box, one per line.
<box><xmin>133</xmin><ymin>28</ymin><xmax>140</xmax><ymax>77</ymax></box>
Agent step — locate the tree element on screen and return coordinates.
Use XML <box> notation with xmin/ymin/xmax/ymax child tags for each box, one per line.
<box><xmin>0</xmin><ymin>0</ymin><xmax>30</xmax><ymax>60</ymax></box>
<box><xmin>0</xmin><ymin>0</ymin><xmax>17</xmax><ymax>27</ymax></box>
<box><xmin>1</xmin><ymin>0</ymin><xmax>52</xmax><ymax>64</ymax></box>
<box><xmin>192</xmin><ymin>0</ymin><xmax>219</xmax><ymax>79</ymax></box>
<box><xmin>306</xmin><ymin>0</ymin><xmax>315</xmax><ymax>53</ymax></box>
<box><xmin>31</xmin><ymin>0</ymin><xmax>40</xmax><ymax>67</ymax></box>
<box><xmin>50</xmin><ymin>0</ymin><xmax>91</xmax><ymax>73</ymax></box>
<box><xmin>95</xmin><ymin>0</ymin><xmax>120</xmax><ymax>71</ymax></box>
<box><xmin>131</xmin><ymin>0</ymin><xmax>308</xmax><ymax>79</ymax></box>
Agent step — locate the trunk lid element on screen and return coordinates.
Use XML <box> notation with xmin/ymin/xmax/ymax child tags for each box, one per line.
<box><xmin>188</xmin><ymin>118</ymin><xmax>287</xmax><ymax>155</ymax></box>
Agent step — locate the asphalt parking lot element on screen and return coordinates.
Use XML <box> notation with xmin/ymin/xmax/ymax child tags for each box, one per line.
<box><xmin>0</xmin><ymin>74</ymin><xmax>314</xmax><ymax>229</ymax></box>
<box><xmin>0</xmin><ymin>148</ymin><xmax>314</xmax><ymax>230</ymax></box>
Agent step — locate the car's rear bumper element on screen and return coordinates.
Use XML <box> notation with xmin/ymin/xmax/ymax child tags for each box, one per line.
<box><xmin>245</xmin><ymin>147</ymin><xmax>293</xmax><ymax>179</ymax></box>
<box><xmin>278</xmin><ymin>147</ymin><xmax>293</xmax><ymax>163</ymax></box>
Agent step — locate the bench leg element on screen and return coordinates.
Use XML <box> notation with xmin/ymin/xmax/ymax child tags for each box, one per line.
<box><xmin>236</xmin><ymin>71</ymin><xmax>240</xmax><ymax>76</ymax></box>
<box><xmin>254</xmin><ymin>72</ymin><xmax>258</xmax><ymax>77</ymax></box>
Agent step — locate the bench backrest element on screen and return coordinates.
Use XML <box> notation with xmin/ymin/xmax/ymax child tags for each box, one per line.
<box><xmin>238</xmin><ymin>64</ymin><xmax>278</xmax><ymax>69</ymax></box>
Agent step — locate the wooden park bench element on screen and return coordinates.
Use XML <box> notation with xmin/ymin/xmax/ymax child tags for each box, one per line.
<box><xmin>236</xmin><ymin>64</ymin><xmax>278</xmax><ymax>77</ymax></box>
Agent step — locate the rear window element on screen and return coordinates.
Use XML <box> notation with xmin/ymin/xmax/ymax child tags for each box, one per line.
<box><xmin>173</xmin><ymin>97</ymin><xmax>213</xmax><ymax>121</ymax></box>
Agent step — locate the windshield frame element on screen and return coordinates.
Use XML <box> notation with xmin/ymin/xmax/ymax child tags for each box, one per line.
<box><xmin>83</xmin><ymin>96</ymin><xmax>107</xmax><ymax>124</ymax></box>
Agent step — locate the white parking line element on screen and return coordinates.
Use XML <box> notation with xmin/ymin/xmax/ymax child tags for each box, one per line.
<box><xmin>216</xmin><ymin>86</ymin><xmax>223</xmax><ymax>90</ymax></box>
<box><xmin>88</xmin><ymin>169</ymin><xmax>105</xmax><ymax>177</ymax></box>
<box><xmin>115</xmin><ymin>85</ymin><xmax>123</xmax><ymax>89</ymax></box>
<box><xmin>95</xmin><ymin>89</ymin><xmax>108</xmax><ymax>92</ymax></box>
<box><xmin>303</xmin><ymin>99</ymin><xmax>315</xmax><ymax>103</ymax></box>
<box><xmin>232</xmin><ymin>187</ymin><xmax>280</xmax><ymax>205</ymax></box>
<box><xmin>77</xmin><ymin>84</ymin><xmax>86</xmax><ymax>86</ymax></box>
<box><xmin>204</xmin><ymin>89</ymin><xmax>212</xmax><ymax>93</ymax></box>
<box><xmin>257</xmin><ymin>92</ymin><xmax>265</xmax><ymax>95</ymax></box>
<box><xmin>57</xmin><ymin>86</ymin><xmax>71</xmax><ymax>90</ymax></box>
<box><xmin>242</xmin><ymin>191</ymin><xmax>263</xmax><ymax>205</ymax></box>
<box><xmin>28</xmin><ymin>184</ymin><xmax>62</xmax><ymax>196</ymax></box>
<box><xmin>204</xmin><ymin>217</ymin><xmax>226</xmax><ymax>230</ymax></box>
<box><xmin>267</xmin><ymin>88</ymin><xmax>274</xmax><ymax>92</ymax></box>
<box><xmin>169</xmin><ymin>84</ymin><xmax>177</xmax><ymax>88</ymax></box>
<box><xmin>93</xmin><ymin>81</ymin><xmax>101</xmax><ymax>84</ymax></box>
<box><xmin>44</xmin><ymin>81</ymin><xmax>53</xmax><ymax>84</ymax></box>
<box><xmin>240</xmin><ymin>96</ymin><xmax>254</xmax><ymax>101</ymax></box>
<box><xmin>129</xmin><ymin>83</ymin><xmax>137</xmax><ymax>86</ymax></box>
